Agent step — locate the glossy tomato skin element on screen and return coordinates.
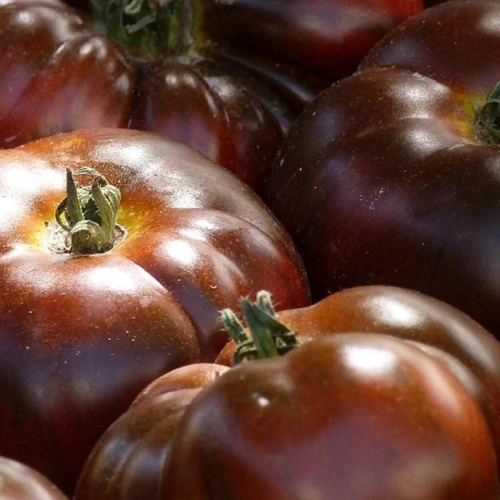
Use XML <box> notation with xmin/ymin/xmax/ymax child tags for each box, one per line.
<box><xmin>0</xmin><ymin>0</ymin><xmax>134</xmax><ymax>146</ymax></box>
<box><xmin>128</xmin><ymin>51</ymin><xmax>303</xmax><ymax>198</ymax></box>
<box><xmin>0</xmin><ymin>128</ymin><xmax>309</xmax><ymax>494</ymax></box>
<box><xmin>165</xmin><ymin>335</ymin><xmax>500</xmax><ymax>499</ymax></box>
<box><xmin>0</xmin><ymin>456</ymin><xmax>68</xmax><ymax>500</ymax></box>
<box><xmin>75</xmin><ymin>363</ymin><xmax>230</xmax><ymax>499</ymax></box>
<box><xmin>218</xmin><ymin>285</ymin><xmax>500</xmax><ymax>458</ymax></box>
<box><xmin>75</xmin><ymin>286</ymin><xmax>500</xmax><ymax>499</ymax></box>
<box><xmin>198</xmin><ymin>0</ymin><xmax>423</xmax><ymax>82</ymax></box>
<box><xmin>359</xmin><ymin>0</ymin><xmax>500</xmax><ymax>94</ymax></box>
<box><xmin>0</xmin><ymin>0</ymin><xmax>422</xmax><ymax>198</ymax></box>
<box><xmin>269</xmin><ymin>0</ymin><xmax>500</xmax><ymax>337</ymax></box>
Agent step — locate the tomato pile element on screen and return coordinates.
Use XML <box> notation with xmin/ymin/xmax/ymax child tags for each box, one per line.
<box><xmin>0</xmin><ymin>0</ymin><xmax>420</xmax><ymax>199</ymax></box>
<box><xmin>2</xmin><ymin>1</ymin><xmax>500</xmax><ymax>499</ymax></box>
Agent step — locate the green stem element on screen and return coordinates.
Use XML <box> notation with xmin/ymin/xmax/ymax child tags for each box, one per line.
<box><xmin>91</xmin><ymin>0</ymin><xmax>194</xmax><ymax>59</ymax></box>
<box><xmin>55</xmin><ymin>168</ymin><xmax>121</xmax><ymax>254</ymax></box>
<box><xmin>478</xmin><ymin>82</ymin><xmax>500</xmax><ymax>144</ymax></box>
<box><xmin>221</xmin><ymin>291</ymin><xmax>301</xmax><ymax>365</ymax></box>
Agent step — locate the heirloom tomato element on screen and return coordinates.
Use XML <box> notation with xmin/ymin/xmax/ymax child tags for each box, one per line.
<box><xmin>75</xmin><ymin>363</ymin><xmax>231</xmax><ymax>499</ymax></box>
<box><xmin>269</xmin><ymin>0</ymin><xmax>500</xmax><ymax>338</ymax></box>
<box><xmin>76</xmin><ymin>286</ymin><xmax>500</xmax><ymax>499</ymax></box>
<box><xmin>0</xmin><ymin>456</ymin><xmax>68</xmax><ymax>500</ymax></box>
<box><xmin>0</xmin><ymin>128</ymin><xmax>309</xmax><ymax>494</ymax></box>
<box><xmin>0</xmin><ymin>0</ymin><xmax>422</xmax><ymax>198</ymax></box>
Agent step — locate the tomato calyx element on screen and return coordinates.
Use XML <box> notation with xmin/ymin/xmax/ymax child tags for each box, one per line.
<box><xmin>477</xmin><ymin>82</ymin><xmax>500</xmax><ymax>144</ymax></box>
<box><xmin>91</xmin><ymin>0</ymin><xmax>194</xmax><ymax>60</ymax></box>
<box><xmin>53</xmin><ymin>167</ymin><xmax>125</xmax><ymax>254</ymax></box>
<box><xmin>221</xmin><ymin>291</ymin><xmax>301</xmax><ymax>365</ymax></box>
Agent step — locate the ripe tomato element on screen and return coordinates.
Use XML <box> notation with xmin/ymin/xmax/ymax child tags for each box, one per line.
<box><xmin>269</xmin><ymin>0</ymin><xmax>500</xmax><ymax>337</ymax></box>
<box><xmin>75</xmin><ymin>286</ymin><xmax>500</xmax><ymax>499</ymax></box>
<box><xmin>75</xmin><ymin>363</ymin><xmax>230</xmax><ymax>499</ymax></box>
<box><xmin>0</xmin><ymin>128</ymin><xmax>309</xmax><ymax>494</ymax></box>
<box><xmin>0</xmin><ymin>0</ymin><xmax>422</xmax><ymax>197</ymax></box>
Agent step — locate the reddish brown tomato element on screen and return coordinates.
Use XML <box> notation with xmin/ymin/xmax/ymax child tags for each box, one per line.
<box><xmin>269</xmin><ymin>0</ymin><xmax>500</xmax><ymax>337</ymax></box>
<box><xmin>0</xmin><ymin>128</ymin><xmax>309</xmax><ymax>495</ymax></box>
<box><xmin>0</xmin><ymin>0</ymin><xmax>422</xmax><ymax>198</ymax></box>
<box><xmin>163</xmin><ymin>336</ymin><xmax>498</xmax><ymax>499</ymax></box>
<box><xmin>75</xmin><ymin>363</ymin><xmax>230</xmax><ymax>499</ymax></box>
<box><xmin>196</xmin><ymin>0</ymin><xmax>423</xmax><ymax>84</ymax></box>
<box><xmin>0</xmin><ymin>456</ymin><xmax>68</xmax><ymax>500</ymax></box>
<box><xmin>75</xmin><ymin>286</ymin><xmax>500</xmax><ymax>499</ymax></box>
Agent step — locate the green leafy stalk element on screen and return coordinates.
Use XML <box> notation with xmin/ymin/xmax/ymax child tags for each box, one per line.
<box><xmin>55</xmin><ymin>167</ymin><xmax>121</xmax><ymax>254</ymax></box>
<box><xmin>91</xmin><ymin>0</ymin><xmax>194</xmax><ymax>59</ymax></box>
<box><xmin>221</xmin><ymin>291</ymin><xmax>301</xmax><ymax>365</ymax></box>
<box><xmin>478</xmin><ymin>82</ymin><xmax>500</xmax><ymax>143</ymax></box>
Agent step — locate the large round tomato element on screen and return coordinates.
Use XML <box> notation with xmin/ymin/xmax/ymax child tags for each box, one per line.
<box><xmin>269</xmin><ymin>0</ymin><xmax>500</xmax><ymax>337</ymax></box>
<box><xmin>0</xmin><ymin>0</ymin><xmax>422</xmax><ymax>197</ymax></box>
<box><xmin>0</xmin><ymin>127</ymin><xmax>309</xmax><ymax>494</ymax></box>
<box><xmin>75</xmin><ymin>286</ymin><xmax>500</xmax><ymax>499</ymax></box>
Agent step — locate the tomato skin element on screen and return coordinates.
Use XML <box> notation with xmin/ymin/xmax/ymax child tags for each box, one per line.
<box><xmin>75</xmin><ymin>363</ymin><xmax>230</xmax><ymax>499</ymax></box>
<box><xmin>0</xmin><ymin>0</ymin><xmax>134</xmax><ymax>146</ymax></box>
<box><xmin>218</xmin><ymin>285</ymin><xmax>500</xmax><ymax>458</ymax></box>
<box><xmin>0</xmin><ymin>456</ymin><xmax>68</xmax><ymax>500</ymax></box>
<box><xmin>359</xmin><ymin>0</ymin><xmax>500</xmax><ymax>94</ymax></box>
<box><xmin>163</xmin><ymin>334</ymin><xmax>499</xmax><ymax>499</ymax></box>
<box><xmin>0</xmin><ymin>128</ymin><xmax>309</xmax><ymax>494</ymax></box>
<box><xmin>268</xmin><ymin>0</ymin><xmax>500</xmax><ymax>337</ymax></box>
<box><xmin>128</xmin><ymin>54</ymin><xmax>288</xmax><ymax>198</ymax></box>
<box><xmin>196</xmin><ymin>0</ymin><xmax>423</xmax><ymax>82</ymax></box>
<box><xmin>76</xmin><ymin>285</ymin><xmax>500</xmax><ymax>499</ymax></box>
<box><xmin>0</xmin><ymin>0</ymin><xmax>422</xmax><ymax>198</ymax></box>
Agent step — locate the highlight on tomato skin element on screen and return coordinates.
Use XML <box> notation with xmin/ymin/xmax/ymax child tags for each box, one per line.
<box><xmin>0</xmin><ymin>456</ymin><xmax>68</xmax><ymax>500</ymax></box>
<box><xmin>0</xmin><ymin>128</ymin><xmax>310</xmax><ymax>496</ymax></box>
<box><xmin>76</xmin><ymin>285</ymin><xmax>500</xmax><ymax>499</ymax></box>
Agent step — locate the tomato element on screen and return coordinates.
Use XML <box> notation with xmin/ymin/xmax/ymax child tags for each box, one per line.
<box><xmin>0</xmin><ymin>0</ymin><xmax>422</xmax><ymax>198</ymax></box>
<box><xmin>268</xmin><ymin>0</ymin><xmax>500</xmax><ymax>337</ymax></box>
<box><xmin>0</xmin><ymin>127</ymin><xmax>309</xmax><ymax>494</ymax></box>
<box><xmin>75</xmin><ymin>363</ymin><xmax>230</xmax><ymax>499</ymax></box>
<box><xmin>75</xmin><ymin>286</ymin><xmax>500</xmax><ymax>499</ymax></box>
<box><xmin>0</xmin><ymin>456</ymin><xmax>68</xmax><ymax>500</ymax></box>
<box><xmin>192</xmin><ymin>0</ymin><xmax>423</xmax><ymax>84</ymax></box>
